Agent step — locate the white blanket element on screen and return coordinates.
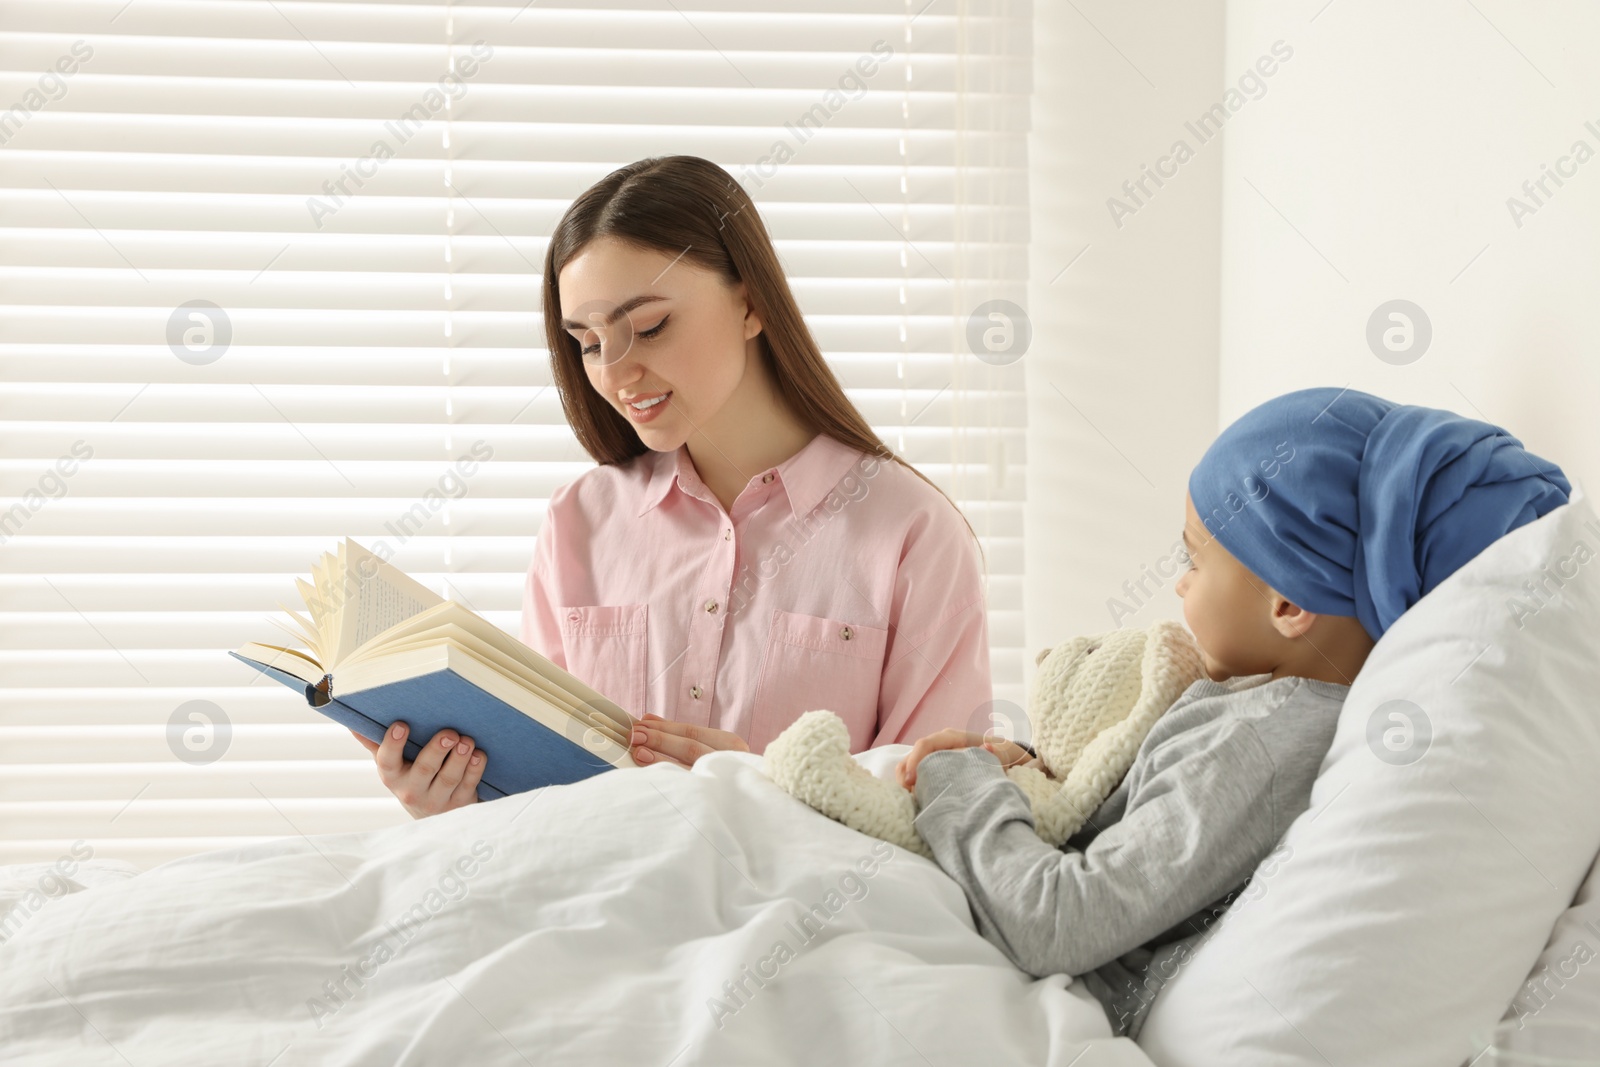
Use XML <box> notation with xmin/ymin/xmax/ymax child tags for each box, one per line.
<box><xmin>0</xmin><ymin>747</ymin><xmax>1153</xmax><ymax>1066</ymax></box>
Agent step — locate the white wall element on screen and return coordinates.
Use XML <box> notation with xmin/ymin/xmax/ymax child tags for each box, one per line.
<box><xmin>1025</xmin><ymin>0</ymin><xmax>1228</xmax><ymax>691</ymax></box>
<box><xmin>1219</xmin><ymin>0</ymin><xmax>1600</xmax><ymax>486</ymax></box>
<box><xmin>1025</xmin><ymin>0</ymin><xmax>1598</xmax><ymax>708</ymax></box>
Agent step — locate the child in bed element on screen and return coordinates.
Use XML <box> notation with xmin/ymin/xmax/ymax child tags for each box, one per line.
<box><xmin>895</xmin><ymin>386</ymin><xmax>1570</xmax><ymax>1038</ymax></box>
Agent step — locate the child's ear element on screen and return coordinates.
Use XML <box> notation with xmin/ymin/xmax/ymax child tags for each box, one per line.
<box><xmin>1270</xmin><ymin>594</ymin><xmax>1318</xmax><ymax>639</ymax></box>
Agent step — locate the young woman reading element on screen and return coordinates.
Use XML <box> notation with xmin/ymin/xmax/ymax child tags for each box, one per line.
<box><xmin>355</xmin><ymin>155</ymin><xmax>994</xmax><ymax>818</ymax></box>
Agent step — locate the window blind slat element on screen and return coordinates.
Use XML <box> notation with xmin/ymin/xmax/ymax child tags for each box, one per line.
<box><xmin>2</xmin><ymin>0</ymin><xmax>1032</xmax><ymax>867</ymax></box>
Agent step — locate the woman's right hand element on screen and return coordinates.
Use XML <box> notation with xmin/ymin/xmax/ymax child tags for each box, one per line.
<box><xmin>349</xmin><ymin>722</ymin><xmax>486</xmax><ymax>819</ymax></box>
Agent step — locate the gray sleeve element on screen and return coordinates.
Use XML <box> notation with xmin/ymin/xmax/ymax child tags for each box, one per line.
<box><xmin>910</xmin><ymin>722</ymin><xmax>1283</xmax><ymax>978</ymax></box>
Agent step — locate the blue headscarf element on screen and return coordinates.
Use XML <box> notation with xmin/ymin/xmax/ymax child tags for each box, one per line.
<box><xmin>1187</xmin><ymin>387</ymin><xmax>1570</xmax><ymax>640</ymax></box>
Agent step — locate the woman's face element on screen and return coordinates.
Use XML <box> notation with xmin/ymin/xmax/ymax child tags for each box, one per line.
<box><xmin>557</xmin><ymin>235</ymin><xmax>763</xmax><ymax>451</ymax></box>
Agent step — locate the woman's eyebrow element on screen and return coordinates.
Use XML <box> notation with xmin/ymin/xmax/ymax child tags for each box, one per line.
<box><xmin>560</xmin><ymin>294</ymin><xmax>667</xmax><ymax>331</ymax></box>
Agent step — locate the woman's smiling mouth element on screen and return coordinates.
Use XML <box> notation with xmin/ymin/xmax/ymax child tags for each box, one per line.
<box><xmin>624</xmin><ymin>390</ymin><xmax>672</xmax><ymax>422</ymax></box>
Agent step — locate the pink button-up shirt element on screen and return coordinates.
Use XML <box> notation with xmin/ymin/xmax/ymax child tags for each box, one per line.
<box><xmin>520</xmin><ymin>432</ymin><xmax>992</xmax><ymax>754</ymax></box>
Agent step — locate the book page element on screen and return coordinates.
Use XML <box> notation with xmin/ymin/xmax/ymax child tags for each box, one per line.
<box><xmin>337</xmin><ymin>632</ymin><xmax>629</xmax><ymax>750</ymax></box>
<box><xmin>330</xmin><ymin>539</ymin><xmax>444</xmax><ymax>667</ymax></box>
<box><xmin>330</xmin><ymin>643</ymin><xmax>637</xmax><ymax>771</ymax></box>
<box><xmin>235</xmin><ymin>642</ymin><xmax>325</xmax><ymax>685</ymax></box>
<box><xmin>342</xmin><ymin>599</ymin><xmax>635</xmax><ymax>737</ymax></box>
<box><xmin>349</xmin><ymin>573</ymin><xmax>436</xmax><ymax>648</ymax></box>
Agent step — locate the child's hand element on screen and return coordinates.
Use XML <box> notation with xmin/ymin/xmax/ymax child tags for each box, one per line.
<box><xmin>897</xmin><ymin>729</ymin><xmax>1037</xmax><ymax>790</ymax></box>
<box><xmin>982</xmin><ymin>739</ymin><xmax>1042</xmax><ymax>775</ymax></box>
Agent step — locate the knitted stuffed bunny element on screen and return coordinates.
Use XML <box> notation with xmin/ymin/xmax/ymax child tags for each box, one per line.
<box><xmin>764</xmin><ymin>620</ymin><xmax>1205</xmax><ymax>859</ymax></box>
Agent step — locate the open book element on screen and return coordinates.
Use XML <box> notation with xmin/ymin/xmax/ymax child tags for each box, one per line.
<box><xmin>230</xmin><ymin>539</ymin><xmax>638</xmax><ymax>801</ymax></box>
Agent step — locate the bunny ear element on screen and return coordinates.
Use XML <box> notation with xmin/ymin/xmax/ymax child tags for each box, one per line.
<box><xmin>1034</xmin><ymin>646</ymin><xmax>1053</xmax><ymax>667</ymax></box>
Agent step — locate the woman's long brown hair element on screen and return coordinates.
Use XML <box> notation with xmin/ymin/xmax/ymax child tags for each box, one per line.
<box><xmin>540</xmin><ymin>154</ymin><xmax>984</xmax><ymax>569</ymax></box>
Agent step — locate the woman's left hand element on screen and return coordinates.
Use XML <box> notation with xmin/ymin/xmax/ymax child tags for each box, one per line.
<box><xmin>629</xmin><ymin>712</ymin><xmax>750</xmax><ymax>769</ymax></box>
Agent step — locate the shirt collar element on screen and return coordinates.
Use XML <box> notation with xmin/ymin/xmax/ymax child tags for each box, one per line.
<box><xmin>636</xmin><ymin>433</ymin><xmax>866</xmax><ymax>522</ymax></box>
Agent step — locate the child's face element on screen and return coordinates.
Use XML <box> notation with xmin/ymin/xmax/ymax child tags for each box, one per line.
<box><xmin>1175</xmin><ymin>493</ymin><xmax>1284</xmax><ymax>682</ymax></box>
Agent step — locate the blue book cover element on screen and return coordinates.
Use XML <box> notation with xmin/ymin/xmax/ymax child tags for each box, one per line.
<box><xmin>230</xmin><ymin>650</ymin><xmax>626</xmax><ymax>803</ymax></box>
<box><xmin>233</xmin><ymin>538</ymin><xmax>638</xmax><ymax>803</ymax></box>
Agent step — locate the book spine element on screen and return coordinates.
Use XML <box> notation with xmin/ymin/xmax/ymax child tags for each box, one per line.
<box><xmin>308</xmin><ymin>674</ymin><xmax>334</xmax><ymax>707</ymax></box>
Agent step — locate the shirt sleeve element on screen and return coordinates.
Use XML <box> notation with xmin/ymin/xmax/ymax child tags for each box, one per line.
<box><xmin>520</xmin><ymin>506</ymin><xmax>567</xmax><ymax>670</ymax></box>
<box><xmin>909</xmin><ymin>721</ymin><xmax>1281</xmax><ymax>978</ymax></box>
<box><xmin>871</xmin><ymin>505</ymin><xmax>993</xmax><ymax>748</ymax></box>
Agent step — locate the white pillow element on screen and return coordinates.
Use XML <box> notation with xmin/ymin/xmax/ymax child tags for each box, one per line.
<box><xmin>1493</xmin><ymin>849</ymin><xmax>1600</xmax><ymax>1037</ymax></box>
<box><xmin>1138</xmin><ymin>484</ymin><xmax>1600</xmax><ymax>1066</ymax></box>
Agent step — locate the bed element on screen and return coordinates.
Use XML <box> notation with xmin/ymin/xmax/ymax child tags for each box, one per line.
<box><xmin>7</xmin><ymin>491</ymin><xmax>1599</xmax><ymax>1066</ymax></box>
<box><xmin>0</xmin><ymin>745</ymin><xmax>1156</xmax><ymax>1067</ymax></box>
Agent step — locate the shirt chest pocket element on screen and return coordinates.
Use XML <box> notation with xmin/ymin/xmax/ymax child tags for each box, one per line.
<box><xmin>748</xmin><ymin>608</ymin><xmax>889</xmax><ymax>755</ymax></box>
<box><xmin>558</xmin><ymin>603</ymin><xmax>648</xmax><ymax>720</ymax></box>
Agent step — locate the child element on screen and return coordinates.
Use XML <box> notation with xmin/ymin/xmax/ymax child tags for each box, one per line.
<box><xmin>898</xmin><ymin>386</ymin><xmax>1570</xmax><ymax>1037</ymax></box>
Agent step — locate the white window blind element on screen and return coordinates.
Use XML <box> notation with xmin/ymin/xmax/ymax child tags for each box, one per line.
<box><xmin>0</xmin><ymin>0</ymin><xmax>1032</xmax><ymax>867</ymax></box>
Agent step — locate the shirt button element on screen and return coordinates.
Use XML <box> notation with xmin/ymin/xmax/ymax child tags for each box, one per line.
<box><xmin>724</xmin><ymin>528</ymin><xmax>731</xmax><ymax>540</ymax></box>
<box><xmin>840</xmin><ymin>625</ymin><xmax>853</xmax><ymax>641</ymax></box>
<box><xmin>691</xmin><ymin>685</ymin><xmax>703</xmax><ymax>699</ymax></box>
<box><xmin>761</xmin><ymin>472</ymin><xmax>775</xmax><ymax>484</ymax></box>
<box><xmin>704</xmin><ymin>599</ymin><xmax>719</xmax><ymax>614</ymax></box>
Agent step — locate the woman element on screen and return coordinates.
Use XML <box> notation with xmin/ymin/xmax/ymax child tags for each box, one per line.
<box><xmin>357</xmin><ymin>155</ymin><xmax>993</xmax><ymax>818</ymax></box>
